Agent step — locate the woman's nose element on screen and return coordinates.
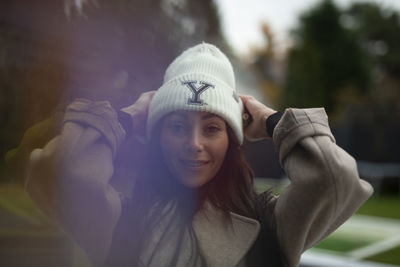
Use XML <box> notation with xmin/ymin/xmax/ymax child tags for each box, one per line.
<box><xmin>186</xmin><ymin>128</ymin><xmax>203</xmax><ymax>152</ymax></box>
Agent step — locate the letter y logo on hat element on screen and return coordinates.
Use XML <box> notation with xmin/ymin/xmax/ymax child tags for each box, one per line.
<box><xmin>183</xmin><ymin>80</ymin><xmax>215</xmax><ymax>106</ymax></box>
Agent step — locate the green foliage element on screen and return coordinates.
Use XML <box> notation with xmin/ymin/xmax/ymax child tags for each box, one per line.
<box><xmin>347</xmin><ymin>3</ymin><xmax>400</xmax><ymax>77</ymax></box>
<box><xmin>284</xmin><ymin>0</ymin><xmax>400</xmax><ymax>116</ymax></box>
<box><xmin>284</xmin><ymin>0</ymin><xmax>371</xmax><ymax>113</ymax></box>
<box><xmin>283</xmin><ymin>1</ymin><xmax>400</xmax><ymax>162</ymax></box>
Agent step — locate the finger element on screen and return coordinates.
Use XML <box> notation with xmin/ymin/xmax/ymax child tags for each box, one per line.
<box><xmin>122</xmin><ymin>91</ymin><xmax>155</xmax><ymax>111</ymax></box>
<box><xmin>145</xmin><ymin>91</ymin><xmax>156</xmax><ymax>103</ymax></box>
<box><xmin>239</xmin><ymin>94</ymin><xmax>251</xmax><ymax>103</ymax></box>
<box><xmin>138</xmin><ymin>91</ymin><xmax>156</xmax><ymax>107</ymax></box>
<box><xmin>143</xmin><ymin>90</ymin><xmax>156</xmax><ymax>98</ymax></box>
<box><xmin>238</xmin><ymin>93</ymin><xmax>249</xmax><ymax>98</ymax></box>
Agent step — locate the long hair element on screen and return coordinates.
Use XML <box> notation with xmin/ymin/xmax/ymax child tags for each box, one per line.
<box><xmin>106</xmin><ymin>120</ymin><xmax>284</xmax><ymax>266</ymax></box>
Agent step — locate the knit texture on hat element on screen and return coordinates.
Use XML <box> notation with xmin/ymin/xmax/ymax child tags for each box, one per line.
<box><xmin>147</xmin><ymin>43</ymin><xmax>244</xmax><ymax>143</ymax></box>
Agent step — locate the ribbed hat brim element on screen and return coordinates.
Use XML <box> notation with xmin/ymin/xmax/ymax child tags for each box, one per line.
<box><xmin>147</xmin><ymin>72</ymin><xmax>243</xmax><ymax>143</ymax></box>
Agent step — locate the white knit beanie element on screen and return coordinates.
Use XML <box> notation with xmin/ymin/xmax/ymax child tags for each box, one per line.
<box><xmin>147</xmin><ymin>42</ymin><xmax>244</xmax><ymax>144</ymax></box>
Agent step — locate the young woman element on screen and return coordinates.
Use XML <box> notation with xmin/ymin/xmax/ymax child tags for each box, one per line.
<box><xmin>27</xmin><ymin>43</ymin><xmax>373</xmax><ymax>266</ymax></box>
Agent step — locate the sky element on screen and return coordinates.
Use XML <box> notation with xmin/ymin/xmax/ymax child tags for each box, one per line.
<box><xmin>214</xmin><ymin>0</ymin><xmax>400</xmax><ymax>57</ymax></box>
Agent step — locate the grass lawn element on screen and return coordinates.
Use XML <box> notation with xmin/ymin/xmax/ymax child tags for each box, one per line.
<box><xmin>356</xmin><ymin>195</ymin><xmax>400</xmax><ymax>220</ymax></box>
<box><xmin>315</xmin><ymin>235</ymin><xmax>373</xmax><ymax>252</ymax></box>
<box><xmin>365</xmin><ymin>246</ymin><xmax>400</xmax><ymax>265</ymax></box>
<box><xmin>315</xmin><ymin>195</ymin><xmax>400</xmax><ymax>265</ymax></box>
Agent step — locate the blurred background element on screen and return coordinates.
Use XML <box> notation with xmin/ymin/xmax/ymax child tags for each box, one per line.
<box><xmin>0</xmin><ymin>0</ymin><xmax>399</xmax><ymax>266</ymax></box>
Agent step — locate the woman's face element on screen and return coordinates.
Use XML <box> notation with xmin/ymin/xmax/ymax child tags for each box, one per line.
<box><xmin>160</xmin><ymin>111</ymin><xmax>229</xmax><ymax>188</ymax></box>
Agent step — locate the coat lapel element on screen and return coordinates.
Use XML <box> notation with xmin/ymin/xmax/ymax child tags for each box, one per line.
<box><xmin>192</xmin><ymin>203</ymin><xmax>260</xmax><ymax>267</ymax></box>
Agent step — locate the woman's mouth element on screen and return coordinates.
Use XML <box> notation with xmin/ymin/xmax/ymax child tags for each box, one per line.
<box><xmin>180</xmin><ymin>159</ymin><xmax>209</xmax><ymax>168</ymax></box>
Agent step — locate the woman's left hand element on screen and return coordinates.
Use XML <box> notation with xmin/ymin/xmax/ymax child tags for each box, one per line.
<box><xmin>239</xmin><ymin>95</ymin><xmax>276</xmax><ymax>141</ymax></box>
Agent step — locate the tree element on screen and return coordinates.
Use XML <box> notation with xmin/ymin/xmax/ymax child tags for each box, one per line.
<box><xmin>283</xmin><ymin>0</ymin><xmax>370</xmax><ymax>114</ymax></box>
<box><xmin>282</xmin><ymin>0</ymin><xmax>400</xmax><ymax>162</ymax></box>
<box><xmin>339</xmin><ymin>2</ymin><xmax>400</xmax><ymax>162</ymax></box>
<box><xmin>346</xmin><ymin>3</ymin><xmax>400</xmax><ymax>78</ymax></box>
<box><xmin>250</xmin><ymin>22</ymin><xmax>282</xmax><ymax>106</ymax></box>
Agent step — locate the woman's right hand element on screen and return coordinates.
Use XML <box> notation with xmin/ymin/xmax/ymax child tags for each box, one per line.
<box><xmin>120</xmin><ymin>91</ymin><xmax>155</xmax><ymax>140</ymax></box>
<box><xmin>239</xmin><ymin>94</ymin><xmax>276</xmax><ymax>141</ymax></box>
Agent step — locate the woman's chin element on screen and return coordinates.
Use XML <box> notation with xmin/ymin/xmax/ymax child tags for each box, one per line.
<box><xmin>177</xmin><ymin>174</ymin><xmax>211</xmax><ymax>188</ymax></box>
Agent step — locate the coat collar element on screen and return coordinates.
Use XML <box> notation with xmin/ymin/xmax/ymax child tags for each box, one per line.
<box><xmin>192</xmin><ymin>202</ymin><xmax>260</xmax><ymax>267</ymax></box>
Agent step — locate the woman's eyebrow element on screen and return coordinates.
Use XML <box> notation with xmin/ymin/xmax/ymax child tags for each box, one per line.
<box><xmin>169</xmin><ymin>112</ymin><xmax>188</xmax><ymax>119</ymax></box>
<box><xmin>201</xmin><ymin>114</ymin><xmax>219</xmax><ymax>120</ymax></box>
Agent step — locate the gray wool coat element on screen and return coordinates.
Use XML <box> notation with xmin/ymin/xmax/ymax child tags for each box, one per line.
<box><xmin>26</xmin><ymin>99</ymin><xmax>373</xmax><ymax>267</ymax></box>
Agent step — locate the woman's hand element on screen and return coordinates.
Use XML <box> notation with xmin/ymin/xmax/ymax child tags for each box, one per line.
<box><xmin>239</xmin><ymin>95</ymin><xmax>276</xmax><ymax>141</ymax></box>
<box><xmin>121</xmin><ymin>91</ymin><xmax>155</xmax><ymax>140</ymax></box>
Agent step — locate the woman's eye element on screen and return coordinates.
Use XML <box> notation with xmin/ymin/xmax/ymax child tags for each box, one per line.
<box><xmin>206</xmin><ymin>125</ymin><xmax>221</xmax><ymax>133</ymax></box>
<box><xmin>169</xmin><ymin>123</ymin><xmax>186</xmax><ymax>134</ymax></box>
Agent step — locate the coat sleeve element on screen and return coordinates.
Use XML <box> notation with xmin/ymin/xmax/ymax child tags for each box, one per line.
<box><xmin>26</xmin><ymin>99</ymin><xmax>125</xmax><ymax>266</ymax></box>
<box><xmin>271</xmin><ymin>108</ymin><xmax>373</xmax><ymax>266</ymax></box>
